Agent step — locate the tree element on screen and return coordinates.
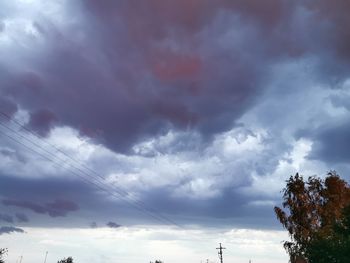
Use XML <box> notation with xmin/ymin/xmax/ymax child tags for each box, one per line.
<box><xmin>306</xmin><ymin>205</ymin><xmax>350</xmax><ymax>263</ymax></box>
<box><xmin>0</xmin><ymin>248</ymin><xmax>7</xmax><ymax>263</ymax></box>
<box><xmin>57</xmin><ymin>257</ymin><xmax>73</xmax><ymax>263</ymax></box>
<box><xmin>274</xmin><ymin>172</ymin><xmax>350</xmax><ymax>262</ymax></box>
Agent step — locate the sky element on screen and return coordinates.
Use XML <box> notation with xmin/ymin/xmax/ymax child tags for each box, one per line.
<box><xmin>1</xmin><ymin>0</ymin><xmax>350</xmax><ymax>262</ymax></box>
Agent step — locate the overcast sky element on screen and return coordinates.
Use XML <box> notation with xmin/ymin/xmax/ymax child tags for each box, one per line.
<box><xmin>1</xmin><ymin>0</ymin><xmax>350</xmax><ymax>262</ymax></box>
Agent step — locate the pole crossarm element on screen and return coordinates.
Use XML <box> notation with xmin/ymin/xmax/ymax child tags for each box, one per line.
<box><xmin>216</xmin><ymin>243</ymin><xmax>226</xmax><ymax>263</ymax></box>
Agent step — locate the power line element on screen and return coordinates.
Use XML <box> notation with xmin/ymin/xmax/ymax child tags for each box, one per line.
<box><xmin>0</xmin><ymin>111</ymin><xmax>177</xmax><ymax>225</ymax></box>
<box><xmin>0</xmin><ymin>124</ymin><xmax>181</xmax><ymax>228</ymax></box>
<box><xmin>0</xmin><ymin>112</ymin><xmax>130</xmax><ymax>194</ymax></box>
<box><xmin>0</xmin><ymin>112</ymin><xmax>183</xmax><ymax>228</ymax></box>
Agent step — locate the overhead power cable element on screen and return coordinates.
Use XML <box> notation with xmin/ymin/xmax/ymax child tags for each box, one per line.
<box><xmin>0</xmin><ymin>111</ymin><xmax>183</xmax><ymax>229</ymax></box>
<box><xmin>0</xmin><ymin>126</ymin><xmax>174</xmax><ymax>226</ymax></box>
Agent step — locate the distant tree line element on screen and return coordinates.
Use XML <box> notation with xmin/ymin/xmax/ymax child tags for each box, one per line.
<box><xmin>0</xmin><ymin>250</ymin><xmax>165</xmax><ymax>263</ymax></box>
<box><xmin>58</xmin><ymin>257</ymin><xmax>73</xmax><ymax>263</ymax></box>
<box><xmin>275</xmin><ymin>172</ymin><xmax>350</xmax><ymax>263</ymax></box>
<box><xmin>0</xmin><ymin>251</ymin><xmax>73</xmax><ymax>263</ymax></box>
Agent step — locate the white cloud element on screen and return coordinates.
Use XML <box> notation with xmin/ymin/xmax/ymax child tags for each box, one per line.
<box><xmin>1</xmin><ymin>226</ymin><xmax>289</xmax><ymax>263</ymax></box>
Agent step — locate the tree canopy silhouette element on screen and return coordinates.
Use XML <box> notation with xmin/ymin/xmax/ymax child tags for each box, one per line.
<box><xmin>274</xmin><ymin>172</ymin><xmax>350</xmax><ymax>262</ymax></box>
<box><xmin>306</xmin><ymin>205</ymin><xmax>350</xmax><ymax>263</ymax></box>
<box><xmin>57</xmin><ymin>257</ymin><xmax>73</xmax><ymax>263</ymax></box>
<box><xmin>0</xmin><ymin>248</ymin><xmax>7</xmax><ymax>263</ymax></box>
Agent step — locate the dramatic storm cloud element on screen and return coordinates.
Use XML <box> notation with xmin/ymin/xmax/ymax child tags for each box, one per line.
<box><xmin>15</xmin><ymin>213</ymin><xmax>29</xmax><ymax>223</ymax></box>
<box><xmin>1</xmin><ymin>2</ymin><xmax>350</xmax><ymax>262</ymax></box>
<box><xmin>2</xmin><ymin>199</ymin><xmax>79</xmax><ymax>218</ymax></box>
<box><xmin>0</xmin><ymin>0</ymin><xmax>299</xmax><ymax>153</ymax></box>
<box><xmin>0</xmin><ymin>226</ymin><xmax>25</xmax><ymax>235</ymax></box>
<box><xmin>0</xmin><ymin>213</ymin><xmax>13</xmax><ymax>223</ymax></box>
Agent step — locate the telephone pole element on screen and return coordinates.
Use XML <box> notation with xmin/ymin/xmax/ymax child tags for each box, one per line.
<box><xmin>216</xmin><ymin>243</ymin><xmax>225</xmax><ymax>263</ymax></box>
<box><xmin>44</xmin><ymin>251</ymin><xmax>48</xmax><ymax>263</ymax></box>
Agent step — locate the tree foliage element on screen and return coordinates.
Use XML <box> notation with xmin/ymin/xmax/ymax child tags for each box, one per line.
<box><xmin>306</xmin><ymin>205</ymin><xmax>350</xmax><ymax>263</ymax></box>
<box><xmin>274</xmin><ymin>172</ymin><xmax>350</xmax><ymax>262</ymax></box>
<box><xmin>57</xmin><ymin>257</ymin><xmax>73</xmax><ymax>263</ymax></box>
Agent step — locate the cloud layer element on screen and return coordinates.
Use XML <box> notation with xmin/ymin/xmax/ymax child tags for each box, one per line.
<box><xmin>2</xmin><ymin>199</ymin><xmax>79</xmax><ymax>218</ymax></box>
<box><xmin>1</xmin><ymin>0</ymin><xmax>350</xmax><ymax>231</ymax></box>
<box><xmin>0</xmin><ymin>226</ymin><xmax>25</xmax><ymax>235</ymax></box>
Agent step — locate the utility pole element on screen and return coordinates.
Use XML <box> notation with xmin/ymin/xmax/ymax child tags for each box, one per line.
<box><xmin>216</xmin><ymin>243</ymin><xmax>226</xmax><ymax>263</ymax></box>
<box><xmin>44</xmin><ymin>251</ymin><xmax>48</xmax><ymax>263</ymax></box>
<box><xmin>19</xmin><ymin>255</ymin><xmax>23</xmax><ymax>263</ymax></box>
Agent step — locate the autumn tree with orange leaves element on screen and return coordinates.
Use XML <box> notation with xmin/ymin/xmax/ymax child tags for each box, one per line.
<box><xmin>274</xmin><ymin>172</ymin><xmax>350</xmax><ymax>263</ymax></box>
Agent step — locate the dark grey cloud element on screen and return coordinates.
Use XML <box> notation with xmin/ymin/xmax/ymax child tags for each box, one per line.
<box><xmin>15</xmin><ymin>213</ymin><xmax>29</xmax><ymax>223</ymax></box>
<box><xmin>26</xmin><ymin>109</ymin><xmax>57</xmax><ymax>137</ymax></box>
<box><xmin>0</xmin><ymin>226</ymin><xmax>25</xmax><ymax>235</ymax></box>
<box><xmin>0</xmin><ymin>213</ymin><xmax>13</xmax><ymax>223</ymax></box>
<box><xmin>3</xmin><ymin>199</ymin><xmax>46</xmax><ymax>214</ymax></box>
<box><xmin>2</xmin><ymin>199</ymin><xmax>79</xmax><ymax>218</ymax></box>
<box><xmin>0</xmin><ymin>0</ymin><xmax>347</xmax><ymax>160</ymax></box>
<box><xmin>0</xmin><ymin>0</ymin><xmax>305</xmax><ymax>154</ymax></box>
<box><xmin>298</xmin><ymin>120</ymin><xmax>350</xmax><ymax>165</ymax></box>
<box><xmin>0</xmin><ymin>173</ymin><xmax>143</xmax><ymax>227</ymax></box>
<box><xmin>0</xmin><ymin>97</ymin><xmax>17</xmax><ymax>120</ymax></box>
<box><xmin>106</xmin><ymin>221</ymin><xmax>121</xmax><ymax>228</ymax></box>
<box><xmin>90</xmin><ymin>222</ymin><xmax>97</xmax><ymax>228</ymax></box>
<box><xmin>139</xmin><ymin>186</ymin><xmax>278</xmax><ymax>229</ymax></box>
<box><xmin>45</xmin><ymin>199</ymin><xmax>79</xmax><ymax>217</ymax></box>
<box><xmin>0</xmin><ymin>174</ymin><xmax>82</xmax><ymax>222</ymax></box>
<box><xmin>298</xmin><ymin>91</ymin><xmax>350</xmax><ymax>165</ymax></box>
<box><xmin>0</xmin><ymin>173</ymin><xmax>94</xmax><ymax>203</ymax></box>
<box><xmin>305</xmin><ymin>0</ymin><xmax>350</xmax><ymax>59</ymax></box>
<box><xmin>1</xmin><ymin>0</ymin><xmax>350</xmax><ymax>231</ymax></box>
<box><xmin>0</xmin><ymin>169</ymin><xmax>277</xmax><ymax>229</ymax></box>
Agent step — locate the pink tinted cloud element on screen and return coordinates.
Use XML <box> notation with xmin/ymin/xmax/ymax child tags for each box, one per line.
<box><xmin>151</xmin><ymin>50</ymin><xmax>202</xmax><ymax>81</ymax></box>
<box><xmin>305</xmin><ymin>0</ymin><xmax>350</xmax><ymax>57</ymax></box>
<box><xmin>1</xmin><ymin>0</ymin><xmax>335</xmax><ymax>154</ymax></box>
<box><xmin>26</xmin><ymin>109</ymin><xmax>57</xmax><ymax>137</ymax></box>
